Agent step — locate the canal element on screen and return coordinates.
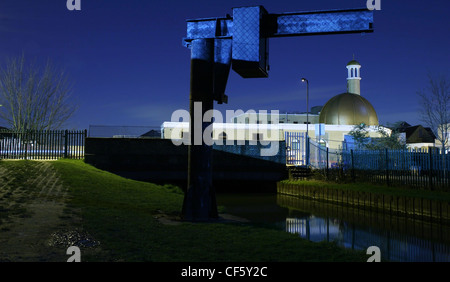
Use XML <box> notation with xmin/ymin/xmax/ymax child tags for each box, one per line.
<box><xmin>216</xmin><ymin>193</ymin><xmax>450</xmax><ymax>262</ymax></box>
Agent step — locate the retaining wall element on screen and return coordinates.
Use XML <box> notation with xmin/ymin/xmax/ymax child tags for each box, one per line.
<box><xmin>277</xmin><ymin>182</ymin><xmax>450</xmax><ymax>224</ymax></box>
<box><xmin>85</xmin><ymin>138</ymin><xmax>287</xmax><ymax>190</ymax></box>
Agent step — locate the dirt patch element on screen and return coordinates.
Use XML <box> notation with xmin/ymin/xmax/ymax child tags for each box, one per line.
<box><xmin>0</xmin><ymin>161</ymin><xmax>99</xmax><ymax>262</ymax></box>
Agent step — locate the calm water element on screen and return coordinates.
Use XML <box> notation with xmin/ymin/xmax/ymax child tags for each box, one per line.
<box><xmin>216</xmin><ymin>193</ymin><xmax>450</xmax><ymax>262</ymax></box>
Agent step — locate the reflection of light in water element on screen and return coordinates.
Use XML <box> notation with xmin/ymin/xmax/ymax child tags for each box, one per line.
<box><xmin>286</xmin><ymin>216</ymin><xmax>341</xmax><ymax>242</ymax></box>
<box><xmin>286</xmin><ymin>216</ymin><xmax>450</xmax><ymax>262</ymax></box>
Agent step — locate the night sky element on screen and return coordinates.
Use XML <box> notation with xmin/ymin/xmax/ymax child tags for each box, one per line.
<box><xmin>1</xmin><ymin>0</ymin><xmax>449</xmax><ymax>131</ymax></box>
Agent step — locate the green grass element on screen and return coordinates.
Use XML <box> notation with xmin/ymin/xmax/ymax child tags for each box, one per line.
<box><xmin>0</xmin><ymin>161</ymin><xmax>40</xmax><ymax>222</ymax></box>
<box><xmin>280</xmin><ymin>179</ymin><xmax>450</xmax><ymax>202</ymax></box>
<box><xmin>51</xmin><ymin>159</ymin><xmax>368</xmax><ymax>262</ymax></box>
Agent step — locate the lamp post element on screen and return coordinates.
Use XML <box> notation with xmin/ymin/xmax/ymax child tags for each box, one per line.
<box><xmin>301</xmin><ymin>77</ymin><xmax>309</xmax><ymax>166</ymax></box>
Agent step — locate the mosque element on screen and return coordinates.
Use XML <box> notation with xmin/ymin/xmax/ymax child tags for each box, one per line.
<box><xmin>161</xmin><ymin>58</ymin><xmax>387</xmax><ymax>150</ymax></box>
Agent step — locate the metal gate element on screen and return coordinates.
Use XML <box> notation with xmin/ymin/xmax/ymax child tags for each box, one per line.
<box><xmin>285</xmin><ymin>132</ymin><xmax>307</xmax><ymax>166</ymax></box>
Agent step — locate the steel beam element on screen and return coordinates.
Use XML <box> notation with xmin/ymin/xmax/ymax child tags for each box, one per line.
<box><xmin>184</xmin><ymin>8</ymin><xmax>373</xmax><ymax>44</ymax></box>
<box><xmin>266</xmin><ymin>8</ymin><xmax>373</xmax><ymax>37</ymax></box>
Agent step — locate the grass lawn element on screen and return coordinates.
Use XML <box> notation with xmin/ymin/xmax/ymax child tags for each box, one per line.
<box><xmin>49</xmin><ymin>159</ymin><xmax>368</xmax><ymax>262</ymax></box>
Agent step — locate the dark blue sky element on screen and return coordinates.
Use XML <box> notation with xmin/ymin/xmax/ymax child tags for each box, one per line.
<box><xmin>1</xmin><ymin>0</ymin><xmax>449</xmax><ymax>130</ymax></box>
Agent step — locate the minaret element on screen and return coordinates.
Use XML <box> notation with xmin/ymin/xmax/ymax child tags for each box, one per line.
<box><xmin>346</xmin><ymin>56</ymin><xmax>361</xmax><ymax>95</ymax></box>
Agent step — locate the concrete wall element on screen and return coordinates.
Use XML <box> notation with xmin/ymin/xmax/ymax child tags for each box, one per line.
<box><xmin>85</xmin><ymin>138</ymin><xmax>288</xmax><ymax>191</ymax></box>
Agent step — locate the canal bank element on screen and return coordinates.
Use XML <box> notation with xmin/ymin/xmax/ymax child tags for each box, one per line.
<box><xmin>216</xmin><ymin>192</ymin><xmax>450</xmax><ymax>262</ymax></box>
<box><xmin>277</xmin><ymin>180</ymin><xmax>450</xmax><ymax>224</ymax></box>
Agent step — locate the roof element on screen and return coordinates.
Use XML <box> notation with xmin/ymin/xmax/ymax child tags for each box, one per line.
<box><xmin>140</xmin><ymin>129</ymin><xmax>161</xmax><ymax>138</ymax></box>
<box><xmin>388</xmin><ymin>121</ymin><xmax>411</xmax><ymax>131</ymax></box>
<box><xmin>401</xmin><ymin>125</ymin><xmax>436</xmax><ymax>143</ymax></box>
<box><xmin>347</xmin><ymin>59</ymin><xmax>361</xmax><ymax>66</ymax></box>
<box><xmin>318</xmin><ymin>92</ymin><xmax>379</xmax><ymax>126</ymax></box>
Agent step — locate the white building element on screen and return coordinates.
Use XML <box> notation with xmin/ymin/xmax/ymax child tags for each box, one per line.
<box><xmin>162</xmin><ymin>58</ymin><xmax>387</xmax><ymax>151</ymax></box>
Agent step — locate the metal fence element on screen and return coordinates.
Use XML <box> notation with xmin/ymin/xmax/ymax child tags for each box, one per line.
<box><xmin>339</xmin><ymin>148</ymin><xmax>450</xmax><ymax>190</ymax></box>
<box><xmin>285</xmin><ymin>132</ymin><xmax>450</xmax><ymax>191</ymax></box>
<box><xmin>88</xmin><ymin>125</ymin><xmax>161</xmax><ymax>138</ymax></box>
<box><xmin>0</xmin><ymin>129</ymin><xmax>87</xmax><ymax>160</ymax></box>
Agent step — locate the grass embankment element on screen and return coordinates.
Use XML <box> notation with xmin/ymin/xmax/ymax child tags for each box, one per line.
<box><xmin>280</xmin><ymin>179</ymin><xmax>450</xmax><ymax>203</ymax></box>
<box><xmin>51</xmin><ymin>159</ymin><xmax>367</xmax><ymax>262</ymax></box>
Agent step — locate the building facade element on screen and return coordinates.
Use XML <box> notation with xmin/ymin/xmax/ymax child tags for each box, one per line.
<box><xmin>162</xmin><ymin>58</ymin><xmax>386</xmax><ymax>151</ymax></box>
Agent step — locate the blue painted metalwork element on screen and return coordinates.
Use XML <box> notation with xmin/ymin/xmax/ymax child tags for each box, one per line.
<box><xmin>231</xmin><ymin>6</ymin><xmax>269</xmax><ymax>78</ymax></box>
<box><xmin>182</xmin><ymin>5</ymin><xmax>374</xmax><ymax>221</ymax></box>
<box><xmin>213</xmin><ymin>39</ymin><xmax>231</xmax><ymax>103</ymax></box>
<box><xmin>268</xmin><ymin>8</ymin><xmax>373</xmax><ymax>37</ymax></box>
<box><xmin>184</xmin><ymin>7</ymin><xmax>373</xmax><ymax>79</ymax></box>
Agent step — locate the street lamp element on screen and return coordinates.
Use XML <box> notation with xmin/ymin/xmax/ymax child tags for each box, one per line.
<box><xmin>301</xmin><ymin>77</ymin><xmax>309</xmax><ymax>166</ymax></box>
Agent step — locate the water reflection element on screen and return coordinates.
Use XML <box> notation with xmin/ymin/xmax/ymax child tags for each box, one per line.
<box><xmin>279</xmin><ymin>194</ymin><xmax>450</xmax><ymax>262</ymax></box>
<box><xmin>286</xmin><ymin>217</ymin><xmax>341</xmax><ymax>242</ymax></box>
<box><xmin>216</xmin><ymin>193</ymin><xmax>450</xmax><ymax>262</ymax></box>
<box><xmin>285</xmin><ymin>216</ymin><xmax>449</xmax><ymax>262</ymax></box>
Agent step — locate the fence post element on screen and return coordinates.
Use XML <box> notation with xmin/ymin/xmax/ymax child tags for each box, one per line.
<box><xmin>306</xmin><ymin>135</ymin><xmax>310</xmax><ymax>166</ymax></box>
<box><xmin>24</xmin><ymin>130</ymin><xmax>28</xmax><ymax>160</ymax></box>
<box><xmin>351</xmin><ymin>149</ymin><xmax>355</xmax><ymax>182</ymax></box>
<box><xmin>84</xmin><ymin>129</ymin><xmax>87</xmax><ymax>159</ymax></box>
<box><xmin>326</xmin><ymin>147</ymin><xmax>329</xmax><ymax>180</ymax></box>
<box><xmin>429</xmin><ymin>149</ymin><xmax>433</xmax><ymax>190</ymax></box>
<box><xmin>385</xmin><ymin>148</ymin><xmax>390</xmax><ymax>186</ymax></box>
<box><xmin>64</xmin><ymin>130</ymin><xmax>68</xmax><ymax>159</ymax></box>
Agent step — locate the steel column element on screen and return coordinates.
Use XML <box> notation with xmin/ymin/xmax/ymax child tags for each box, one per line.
<box><xmin>182</xmin><ymin>38</ymin><xmax>218</xmax><ymax>221</ymax></box>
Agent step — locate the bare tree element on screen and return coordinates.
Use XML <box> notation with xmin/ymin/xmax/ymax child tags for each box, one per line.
<box><xmin>0</xmin><ymin>55</ymin><xmax>77</xmax><ymax>131</ymax></box>
<box><xmin>417</xmin><ymin>74</ymin><xmax>450</xmax><ymax>153</ymax></box>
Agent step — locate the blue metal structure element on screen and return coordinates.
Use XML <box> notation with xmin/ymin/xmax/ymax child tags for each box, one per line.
<box><xmin>184</xmin><ymin>7</ymin><xmax>373</xmax><ymax>80</ymax></box>
<box><xmin>182</xmin><ymin>6</ymin><xmax>374</xmax><ymax>220</ymax></box>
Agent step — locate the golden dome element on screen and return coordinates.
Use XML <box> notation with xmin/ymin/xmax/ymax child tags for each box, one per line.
<box><xmin>318</xmin><ymin>92</ymin><xmax>379</xmax><ymax>125</ymax></box>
